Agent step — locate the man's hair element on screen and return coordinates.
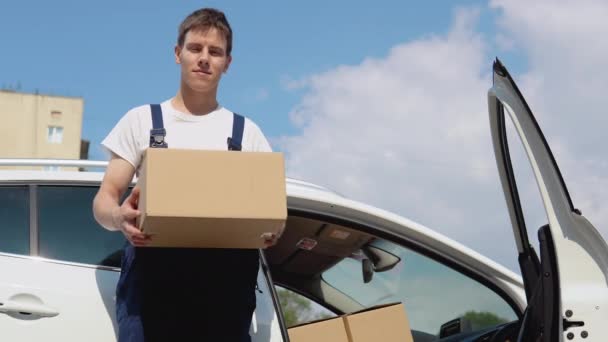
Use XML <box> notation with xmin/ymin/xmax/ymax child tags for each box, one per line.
<box><xmin>177</xmin><ymin>8</ymin><xmax>233</xmax><ymax>56</ymax></box>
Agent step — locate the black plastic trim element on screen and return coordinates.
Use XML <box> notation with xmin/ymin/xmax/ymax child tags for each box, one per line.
<box><xmin>496</xmin><ymin>99</ymin><xmax>541</xmax><ymax>302</ymax></box>
<box><xmin>260</xmin><ymin>250</ymin><xmax>291</xmax><ymax>341</ymax></box>
<box><xmin>493</xmin><ymin>58</ymin><xmax>575</xmax><ymax>212</ymax></box>
<box><xmin>538</xmin><ymin>225</ymin><xmax>560</xmax><ymax>341</ymax></box>
<box><xmin>497</xmin><ymin>100</ymin><xmax>531</xmax><ymax>248</ymax></box>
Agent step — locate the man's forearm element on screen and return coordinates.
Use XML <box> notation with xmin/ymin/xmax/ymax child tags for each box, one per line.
<box><xmin>93</xmin><ymin>192</ymin><xmax>121</xmax><ymax>231</ymax></box>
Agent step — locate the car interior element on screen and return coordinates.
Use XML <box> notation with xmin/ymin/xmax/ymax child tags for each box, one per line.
<box><xmin>265</xmin><ymin>214</ymin><xmax>520</xmax><ymax>342</ymax></box>
<box><xmin>266</xmin><ymin>215</ymin><xmax>386</xmax><ymax>313</ymax></box>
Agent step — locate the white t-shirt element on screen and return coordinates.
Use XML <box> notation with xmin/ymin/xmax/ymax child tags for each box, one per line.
<box><xmin>102</xmin><ymin>100</ymin><xmax>272</xmax><ymax>173</ymax></box>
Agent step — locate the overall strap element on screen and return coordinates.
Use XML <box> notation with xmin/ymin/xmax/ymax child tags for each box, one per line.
<box><xmin>227</xmin><ymin>113</ymin><xmax>245</xmax><ymax>151</ymax></box>
<box><xmin>149</xmin><ymin>104</ymin><xmax>168</xmax><ymax>148</ymax></box>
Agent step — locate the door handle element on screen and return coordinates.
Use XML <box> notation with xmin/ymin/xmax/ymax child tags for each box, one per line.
<box><xmin>0</xmin><ymin>298</ymin><xmax>59</xmax><ymax>318</ymax></box>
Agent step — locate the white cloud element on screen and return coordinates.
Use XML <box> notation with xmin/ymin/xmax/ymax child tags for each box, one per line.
<box><xmin>494</xmin><ymin>33</ymin><xmax>515</xmax><ymax>52</ymax></box>
<box><xmin>280</xmin><ymin>1</ymin><xmax>608</xmax><ymax>272</ymax></box>
<box><xmin>280</xmin><ymin>75</ymin><xmax>309</xmax><ymax>91</ymax></box>
<box><xmin>280</xmin><ymin>7</ymin><xmax>520</xmax><ymax>269</ymax></box>
<box><xmin>491</xmin><ymin>0</ymin><xmax>608</xmax><ymax>240</ymax></box>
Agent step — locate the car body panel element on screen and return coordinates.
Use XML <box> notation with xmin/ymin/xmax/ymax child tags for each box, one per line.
<box><xmin>0</xmin><ymin>253</ymin><xmax>117</xmax><ymax>341</ymax></box>
<box><xmin>0</xmin><ymin>251</ymin><xmax>284</xmax><ymax>341</ymax></box>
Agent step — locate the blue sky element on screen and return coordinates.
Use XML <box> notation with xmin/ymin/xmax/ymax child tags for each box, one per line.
<box><xmin>1</xmin><ymin>0</ymin><xmax>515</xmax><ymax>158</ymax></box>
<box><xmin>2</xmin><ymin>0</ymin><xmax>607</xmax><ymax>272</ymax></box>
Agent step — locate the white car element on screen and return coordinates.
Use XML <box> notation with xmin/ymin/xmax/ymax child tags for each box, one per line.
<box><xmin>0</xmin><ymin>61</ymin><xmax>606</xmax><ymax>341</ymax></box>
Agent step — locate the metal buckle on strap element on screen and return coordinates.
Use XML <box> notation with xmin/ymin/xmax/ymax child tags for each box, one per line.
<box><xmin>150</xmin><ymin>128</ymin><xmax>168</xmax><ymax>148</ymax></box>
<box><xmin>227</xmin><ymin>137</ymin><xmax>241</xmax><ymax>151</ymax></box>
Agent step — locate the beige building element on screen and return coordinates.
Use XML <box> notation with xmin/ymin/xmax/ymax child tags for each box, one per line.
<box><xmin>0</xmin><ymin>90</ymin><xmax>87</xmax><ymax>166</ymax></box>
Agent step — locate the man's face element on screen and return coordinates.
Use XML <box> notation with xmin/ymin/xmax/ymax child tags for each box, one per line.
<box><xmin>175</xmin><ymin>27</ymin><xmax>232</xmax><ymax>93</ymax></box>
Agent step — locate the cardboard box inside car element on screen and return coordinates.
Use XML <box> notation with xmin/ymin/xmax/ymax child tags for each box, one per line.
<box><xmin>136</xmin><ymin>148</ymin><xmax>287</xmax><ymax>248</ymax></box>
<box><xmin>288</xmin><ymin>316</ymin><xmax>350</xmax><ymax>342</ymax></box>
<box><xmin>288</xmin><ymin>303</ymin><xmax>413</xmax><ymax>342</ymax></box>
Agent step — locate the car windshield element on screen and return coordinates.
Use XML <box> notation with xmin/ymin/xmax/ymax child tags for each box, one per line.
<box><xmin>322</xmin><ymin>240</ymin><xmax>517</xmax><ymax>336</ymax></box>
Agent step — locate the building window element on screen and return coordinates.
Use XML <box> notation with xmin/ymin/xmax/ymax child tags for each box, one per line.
<box><xmin>51</xmin><ymin>110</ymin><xmax>62</xmax><ymax>119</ymax></box>
<box><xmin>47</xmin><ymin>126</ymin><xmax>64</xmax><ymax>144</ymax></box>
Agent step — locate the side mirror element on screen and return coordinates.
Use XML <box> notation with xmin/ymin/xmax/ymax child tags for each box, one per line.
<box><xmin>362</xmin><ymin>258</ymin><xmax>374</xmax><ymax>283</ymax></box>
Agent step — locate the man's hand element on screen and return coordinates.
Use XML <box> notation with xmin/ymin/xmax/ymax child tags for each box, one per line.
<box><xmin>261</xmin><ymin>222</ymin><xmax>286</xmax><ymax>248</ymax></box>
<box><xmin>112</xmin><ymin>187</ymin><xmax>151</xmax><ymax>247</ymax></box>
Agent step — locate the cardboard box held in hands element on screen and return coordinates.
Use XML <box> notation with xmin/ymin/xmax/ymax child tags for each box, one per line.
<box><xmin>136</xmin><ymin>148</ymin><xmax>287</xmax><ymax>248</ymax></box>
<box><xmin>288</xmin><ymin>303</ymin><xmax>414</xmax><ymax>342</ymax></box>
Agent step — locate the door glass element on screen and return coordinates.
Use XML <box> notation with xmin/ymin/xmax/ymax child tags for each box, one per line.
<box><xmin>504</xmin><ymin>105</ymin><xmax>549</xmax><ymax>250</ymax></box>
<box><xmin>251</xmin><ymin>268</ymin><xmax>286</xmax><ymax>341</ymax></box>
<box><xmin>323</xmin><ymin>240</ymin><xmax>517</xmax><ymax>337</ymax></box>
<box><xmin>275</xmin><ymin>286</ymin><xmax>336</xmax><ymax>327</ymax></box>
<box><xmin>38</xmin><ymin>186</ymin><xmax>125</xmax><ymax>267</ymax></box>
<box><xmin>0</xmin><ymin>186</ymin><xmax>29</xmax><ymax>255</ymax></box>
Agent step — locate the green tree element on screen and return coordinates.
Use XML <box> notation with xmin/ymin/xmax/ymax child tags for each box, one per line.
<box><xmin>462</xmin><ymin>311</ymin><xmax>509</xmax><ymax>331</ymax></box>
<box><xmin>276</xmin><ymin>288</ymin><xmax>333</xmax><ymax>327</ymax></box>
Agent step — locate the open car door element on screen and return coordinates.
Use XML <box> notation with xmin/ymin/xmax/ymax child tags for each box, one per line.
<box><xmin>488</xmin><ymin>59</ymin><xmax>608</xmax><ymax>341</ymax></box>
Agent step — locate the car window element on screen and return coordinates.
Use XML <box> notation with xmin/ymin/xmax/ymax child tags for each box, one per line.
<box><xmin>0</xmin><ymin>186</ymin><xmax>29</xmax><ymax>255</ymax></box>
<box><xmin>503</xmin><ymin>108</ymin><xmax>548</xmax><ymax>251</ymax></box>
<box><xmin>37</xmin><ymin>185</ymin><xmax>125</xmax><ymax>267</ymax></box>
<box><xmin>251</xmin><ymin>269</ymin><xmax>286</xmax><ymax>341</ymax></box>
<box><xmin>322</xmin><ymin>239</ymin><xmax>517</xmax><ymax>337</ymax></box>
<box><xmin>275</xmin><ymin>286</ymin><xmax>336</xmax><ymax>327</ymax></box>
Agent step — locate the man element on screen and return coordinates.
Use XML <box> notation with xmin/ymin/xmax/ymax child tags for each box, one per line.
<box><xmin>93</xmin><ymin>8</ymin><xmax>279</xmax><ymax>341</ymax></box>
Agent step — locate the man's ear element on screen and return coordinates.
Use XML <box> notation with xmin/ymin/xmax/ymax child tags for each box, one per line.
<box><xmin>174</xmin><ymin>45</ymin><xmax>182</xmax><ymax>64</ymax></box>
<box><xmin>224</xmin><ymin>55</ymin><xmax>232</xmax><ymax>73</ymax></box>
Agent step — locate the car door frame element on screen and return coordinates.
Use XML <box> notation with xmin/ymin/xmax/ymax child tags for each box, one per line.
<box><xmin>488</xmin><ymin>59</ymin><xmax>608</xmax><ymax>341</ymax></box>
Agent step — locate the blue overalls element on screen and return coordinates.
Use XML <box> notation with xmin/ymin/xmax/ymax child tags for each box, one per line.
<box><xmin>115</xmin><ymin>104</ymin><xmax>259</xmax><ymax>342</ymax></box>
